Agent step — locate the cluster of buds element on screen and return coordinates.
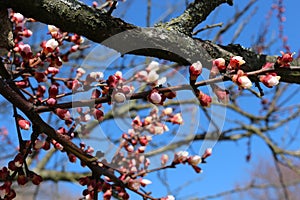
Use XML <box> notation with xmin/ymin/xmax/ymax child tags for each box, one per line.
<box><xmin>171</xmin><ymin>148</ymin><xmax>212</xmax><ymax>173</ymax></box>
<box><xmin>109</xmin><ymin>107</ymin><xmax>184</xmax><ymax>191</ymax></box>
<box><xmin>104</xmin><ymin>71</ymin><xmax>135</xmax><ymax>104</ymax></box>
<box><xmin>135</xmin><ymin>61</ymin><xmax>166</xmax><ymax>86</ymax></box>
<box><xmin>209</xmin><ymin>56</ymin><xmax>245</xmax><ymax>79</ymax></box>
<box><xmin>10</xmin><ymin>12</ymin><xmax>33</xmax><ymax>59</ymax></box>
<box><xmin>6</xmin><ymin>153</ymin><xmax>43</xmax><ymax>189</ymax></box>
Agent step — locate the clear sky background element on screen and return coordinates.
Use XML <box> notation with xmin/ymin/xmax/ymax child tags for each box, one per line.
<box><xmin>1</xmin><ymin>1</ymin><xmax>300</xmax><ymax>200</ymax></box>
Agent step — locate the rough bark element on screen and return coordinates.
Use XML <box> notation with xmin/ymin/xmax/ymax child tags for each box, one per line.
<box><xmin>2</xmin><ymin>0</ymin><xmax>300</xmax><ymax>84</ymax></box>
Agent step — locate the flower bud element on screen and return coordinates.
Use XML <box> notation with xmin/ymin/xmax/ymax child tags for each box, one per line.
<box><xmin>188</xmin><ymin>155</ymin><xmax>202</xmax><ymax>166</ymax></box>
<box><xmin>196</xmin><ymin>90</ymin><xmax>212</xmax><ymax>107</ymax></box>
<box><xmin>17</xmin><ymin>117</ymin><xmax>31</xmax><ymax>130</ymax></box>
<box><xmin>189</xmin><ymin>61</ymin><xmax>202</xmax><ymax>81</ymax></box>
<box><xmin>228</xmin><ymin>56</ymin><xmax>245</xmax><ymax>69</ymax></box>
<box><xmin>148</xmin><ymin>90</ymin><xmax>163</xmax><ymax>105</ymax></box>
<box><xmin>213</xmin><ymin>58</ymin><xmax>226</xmax><ymax>70</ymax></box>
<box><xmin>202</xmin><ymin>148</ymin><xmax>212</xmax><ymax>159</ymax></box>
<box><xmin>260</xmin><ymin>74</ymin><xmax>281</xmax><ymax>88</ymax></box>
<box><xmin>45</xmin><ymin>39</ymin><xmax>59</xmax><ymax>53</ymax></box>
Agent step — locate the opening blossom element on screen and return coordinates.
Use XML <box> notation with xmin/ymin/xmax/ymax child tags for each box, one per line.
<box><xmin>259</xmin><ymin>73</ymin><xmax>281</xmax><ymax>88</ymax></box>
<box><xmin>277</xmin><ymin>51</ymin><xmax>294</xmax><ymax>67</ymax></box>
<box><xmin>213</xmin><ymin>58</ymin><xmax>226</xmax><ymax>71</ymax></box>
<box><xmin>232</xmin><ymin>70</ymin><xmax>252</xmax><ymax>89</ymax></box>
<box><xmin>228</xmin><ymin>56</ymin><xmax>246</xmax><ymax>70</ymax></box>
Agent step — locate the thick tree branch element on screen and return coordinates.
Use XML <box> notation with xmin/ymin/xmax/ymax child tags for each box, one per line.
<box><xmin>2</xmin><ymin>0</ymin><xmax>300</xmax><ymax>85</ymax></box>
<box><xmin>158</xmin><ymin>0</ymin><xmax>233</xmax><ymax>35</ymax></box>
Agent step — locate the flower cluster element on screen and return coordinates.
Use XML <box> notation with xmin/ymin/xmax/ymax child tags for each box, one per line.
<box><xmin>0</xmin><ymin>153</ymin><xmax>43</xmax><ymax>199</ymax></box>
<box><xmin>135</xmin><ymin>61</ymin><xmax>167</xmax><ymax>86</ymax></box>
<box><xmin>89</xmin><ymin>108</ymin><xmax>183</xmax><ymax>198</ymax></box>
<box><xmin>171</xmin><ymin>148</ymin><xmax>212</xmax><ymax>173</ymax></box>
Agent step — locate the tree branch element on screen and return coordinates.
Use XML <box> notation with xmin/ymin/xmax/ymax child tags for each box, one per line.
<box><xmin>3</xmin><ymin>0</ymin><xmax>300</xmax><ymax>84</ymax></box>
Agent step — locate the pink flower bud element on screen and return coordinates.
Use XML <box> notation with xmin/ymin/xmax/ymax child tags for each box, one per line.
<box><xmin>55</xmin><ymin>108</ymin><xmax>71</xmax><ymax>120</ymax></box>
<box><xmin>125</xmin><ymin>145</ymin><xmax>134</xmax><ymax>153</ymax></box>
<box><xmin>45</xmin><ymin>39</ymin><xmax>59</xmax><ymax>53</ymax></box>
<box><xmin>260</xmin><ymin>74</ymin><xmax>280</xmax><ymax>88</ymax></box>
<box><xmin>277</xmin><ymin>51</ymin><xmax>294</xmax><ymax>67</ymax></box>
<box><xmin>202</xmin><ymin>148</ymin><xmax>212</xmax><ymax>159</ymax></box>
<box><xmin>132</xmin><ymin>116</ymin><xmax>142</xmax><ymax>128</ymax></box>
<box><xmin>140</xmin><ymin>179</ymin><xmax>152</xmax><ymax>187</ymax></box>
<box><xmin>161</xmin><ymin>154</ymin><xmax>168</xmax><ymax>166</ymax></box>
<box><xmin>238</xmin><ymin>76</ymin><xmax>252</xmax><ymax>89</ymax></box>
<box><xmin>92</xmin><ymin>1</ymin><xmax>98</xmax><ymax>7</ymax></box>
<box><xmin>22</xmin><ymin>29</ymin><xmax>33</xmax><ymax>38</ymax></box>
<box><xmin>46</xmin><ymin>98</ymin><xmax>57</xmax><ymax>106</ymax></box>
<box><xmin>169</xmin><ymin>113</ymin><xmax>183</xmax><ymax>124</ymax></box>
<box><xmin>34</xmin><ymin>72</ymin><xmax>47</xmax><ymax>82</ymax></box>
<box><xmin>138</xmin><ymin>146</ymin><xmax>146</xmax><ymax>153</ymax></box>
<box><xmin>11</xmin><ymin>13</ymin><xmax>24</xmax><ymax>23</ymax></box>
<box><xmin>115</xmin><ymin>71</ymin><xmax>122</xmax><ymax>79</ymax></box>
<box><xmin>107</xmin><ymin>75</ymin><xmax>119</xmax><ymax>88</ymax></box>
<box><xmin>48</xmin><ymin>84</ymin><xmax>59</xmax><ymax>98</ymax></box>
<box><xmin>228</xmin><ymin>56</ymin><xmax>245</xmax><ymax>69</ymax></box>
<box><xmin>189</xmin><ymin>61</ymin><xmax>202</xmax><ymax>80</ymax></box>
<box><xmin>188</xmin><ymin>155</ymin><xmax>202</xmax><ymax>166</ymax></box>
<box><xmin>76</xmin><ymin>68</ymin><xmax>86</xmax><ymax>78</ymax></box>
<box><xmin>148</xmin><ymin>90</ymin><xmax>162</xmax><ymax>105</ymax></box>
<box><xmin>145</xmin><ymin>158</ymin><xmax>151</xmax><ymax>167</ymax></box>
<box><xmin>162</xmin><ymin>107</ymin><xmax>173</xmax><ymax>115</ymax></box>
<box><xmin>197</xmin><ymin>90</ymin><xmax>212</xmax><ymax>107</ymax></box>
<box><xmin>139</xmin><ymin>136</ymin><xmax>149</xmax><ymax>146</ymax></box>
<box><xmin>164</xmin><ymin>90</ymin><xmax>176</xmax><ymax>99</ymax></box>
<box><xmin>68</xmin><ymin>153</ymin><xmax>76</xmax><ymax>163</ymax></box>
<box><xmin>70</xmin><ymin>45</ymin><xmax>79</xmax><ymax>52</ymax></box>
<box><xmin>15</xmin><ymin>80</ymin><xmax>29</xmax><ymax>88</ymax></box>
<box><xmin>232</xmin><ymin>70</ymin><xmax>252</xmax><ymax>89</ymax></box>
<box><xmin>17</xmin><ymin>173</ymin><xmax>28</xmax><ymax>186</ymax></box>
<box><xmin>17</xmin><ymin>117</ymin><xmax>31</xmax><ymax>130</ymax></box>
<box><xmin>93</xmin><ymin>109</ymin><xmax>104</xmax><ymax>122</ymax></box>
<box><xmin>173</xmin><ymin>151</ymin><xmax>189</xmax><ymax>164</ymax></box>
<box><xmin>161</xmin><ymin>195</ymin><xmax>175</xmax><ymax>200</ymax></box>
<box><xmin>18</xmin><ymin>44</ymin><xmax>32</xmax><ymax>58</ymax></box>
<box><xmin>46</xmin><ymin>67</ymin><xmax>59</xmax><ymax>76</ymax></box>
<box><xmin>213</xmin><ymin>58</ymin><xmax>226</xmax><ymax>71</ymax></box>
